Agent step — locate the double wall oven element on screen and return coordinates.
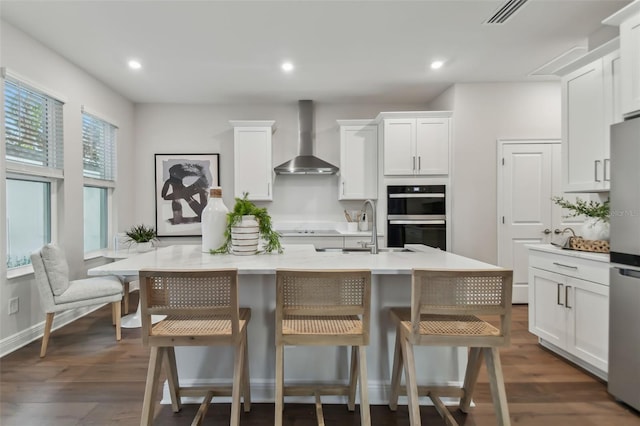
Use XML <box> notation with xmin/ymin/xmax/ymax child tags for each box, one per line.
<box><xmin>386</xmin><ymin>185</ymin><xmax>447</xmax><ymax>250</ymax></box>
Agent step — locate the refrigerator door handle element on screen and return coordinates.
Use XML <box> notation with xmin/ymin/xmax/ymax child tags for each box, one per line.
<box><xmin>620</xmin><ymin>268</ymin><xmax>640</xmax><ymax>279</ymax></box>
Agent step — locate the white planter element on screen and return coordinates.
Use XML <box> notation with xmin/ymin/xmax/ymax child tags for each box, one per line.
<box><xmin>231</xmin><ymin>215</ymin><xmax>259</xmax><ymax>256</ymax></box>
<box><xmin>580</xmin><ymin>218</ymin><xmax>610</xmax><ymax>241</ymax></box>
<box><xmin>136</xmin><ymin>241</ymin><xmax>154</xmax><ymax>252</ymax></box>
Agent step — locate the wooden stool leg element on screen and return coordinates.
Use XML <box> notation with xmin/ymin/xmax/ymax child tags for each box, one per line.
<box><xmin>348</xmin><ymin>345</ymin><xmax>358</xmax><ymax>411</ymax></box>
<box><xmin>112</xmin><ymin>301</ymin><xmax>121</xmax><ymax>341</ymax></box>
<box><xmin>140</xmin><ymin>347</ymin><xmax>165</xmax><ymax>426</ymax></box>
<box><xmin>484</xmin><ymin>347</ymin><xmax>511</xmax><ymax>426</ymax></box>
<box><xmin>401</xmin><ymin>336</ymin><xmax>421</xmax><ymax>426</ymax></box>
<box><xmin>460</xmin><ymin>347</ymin><xmax>484</xmax><ymax>412</ymax></box>
<box><xmin>164</xmin><ymin>346</ymin><xmax>182</xmax><ymax>412</ymax></box>
<box><xmin>230</xmin><ymin>337</ymin><xmax>245</xmax><ymax>426</ymax></box>
<box><xmin>242</xmin><ymin>329</ymin><xmax>251</xmax><ymax>412</ymax></box>
<box><xmin>40</xmin><ymin>312</ymin><xmax>55</xmax><ymax>358</ymax></box>
<box><xmin>358</xmin><ymin>345</ymin><xmax>371</xmax><ymax>426</ymax></box>
<box><xmin>275</xmin><ymin>343</ymin><xmax>284</xmax><ymax>426</ymax></box>
<box><xmin>388</xmin><ymin>325</ymin><xmax>403</xmax><ymax>411</ymax></box>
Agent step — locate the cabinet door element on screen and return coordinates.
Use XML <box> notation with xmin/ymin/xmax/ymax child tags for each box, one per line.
<box><xmin>339</xmin><ymin>124</ymin><xmax>378</xmax><ymax>200</ymax></box>
<box><xmin>234</xmin><ymin>127</ymin><xmax>272</xmax><ymax>201</ymax></box>
<box><xmin>528</xmin><ymin>268</ymin><xmax>567</xmax><ymax>348</ymax></box>
<box><xmin>620</xmin><ymin>12</ymin><xmax>640</xmax><ymax>116</ymax></box>
<box><xmin>562</xmin><ymin>60</ymin><xmax>606</xmax><ymax>192</ymax></box>
<box><xmin>565</xmin><ymin>277</ymin><xmax>609</xmax><ymax>373</ymax></box>
<box><xmin>383</xmin><ymin>118</ymin><xmax>415</xmax><ymax>175</ymax></box>
<box><xmin>415</xmin><ymin>117</ymin><xmax>449</xmax><ymax>175</ymax></box>
<box><xmin>603</xmin><ymin>50</ymin><xmax>623</xmax><ymax>187</ymax></box>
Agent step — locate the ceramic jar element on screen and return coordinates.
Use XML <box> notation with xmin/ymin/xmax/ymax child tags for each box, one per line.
<box><xmin>580</xmin><ymin>217</ymin><xmax>610</xmax><ymax>241</ymax></box>
<box><xmin>231</xmin><ymin>215</ymin><xmax>260</xmax><ymax>255</ymax></box>
<box><xmin>201</xmin><ymin>187</ymin><xmax>229</xmax><ymax>252</ymax></box>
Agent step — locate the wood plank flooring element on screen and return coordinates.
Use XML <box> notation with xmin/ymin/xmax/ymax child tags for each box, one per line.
<box><xmin>1</xmin><ymin>300</ymin><xmax>638</xmax><ymax>425</ymax></box>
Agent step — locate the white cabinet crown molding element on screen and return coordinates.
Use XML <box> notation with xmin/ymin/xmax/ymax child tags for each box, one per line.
<box><xmin>603</xmin><ymin>1</ymin><xmax>640</xmax><ymax>26</ymax></box>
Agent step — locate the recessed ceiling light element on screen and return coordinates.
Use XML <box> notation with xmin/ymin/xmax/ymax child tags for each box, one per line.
<box><xmin>430</xmin><ymin>60</ymin><xmax>444</xmax><ymax>70</ymax></box>
<box><xmin>281</xmin><ymin>61</ymin><xmax>294</xmax><ymax>73</ymax></box>
<box><xmin>128</xmin><ymin>59</ymin><xmax>142</xmax><ymax>70</ymax></box>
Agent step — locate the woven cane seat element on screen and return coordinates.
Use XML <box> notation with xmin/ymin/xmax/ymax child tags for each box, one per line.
<box><xmin>151</xmin><ymin>310</ymin><xmax>250</xmax><ymax>336</ymax></box>
<box><xmin>282</xmin><ymin>315</ymin><xmax>362</xmax><ymax>335</ymax></box>
<box><xmin>395</xmin><ymin>311</ymin><xmax>500</xmax><ymax>337</ymax></box>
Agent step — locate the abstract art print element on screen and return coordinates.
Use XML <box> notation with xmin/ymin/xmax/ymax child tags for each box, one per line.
<box><xmin>154</xmin><ymin>153</ymin><xmax>220</xmax><ymax>237</ymax></box>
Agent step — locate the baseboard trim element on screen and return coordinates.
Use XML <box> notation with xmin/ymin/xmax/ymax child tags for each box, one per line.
<box><xmin>0</xmin><ymin>304</ymin><xmax>104</xmax><ymax>358</ymax></box>
<box><xmin>539</xmin><ymin>338</ymin><xmax>608</xmax><ymax>381</ymax></box>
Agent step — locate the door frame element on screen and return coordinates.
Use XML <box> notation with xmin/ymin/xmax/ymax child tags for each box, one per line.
<box><xmin>496</xmin><ymin>138</ymin><xmax>561</xmax><ymax>303</ymax></box>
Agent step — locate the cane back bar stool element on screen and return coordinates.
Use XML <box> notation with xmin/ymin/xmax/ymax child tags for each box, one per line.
<box><xmin>275</xmin><ymin>269</ymin><xmax>372</xmax><ymax>426</ymax></box>
<box><xmin>138</xmin><ymin>269</ymin><xmax>251</xmax><ymax>426</ymax></box>
<box><xmin>388</xmin><ymin>269</ymin><xmax>513</xmax><ymax>426</ymax></box>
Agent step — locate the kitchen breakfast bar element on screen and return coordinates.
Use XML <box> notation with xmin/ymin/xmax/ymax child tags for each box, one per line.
<box><xmin>88</xmin><ymin>244</ymin><xmax>503</xmax><ymax>405</ymax></box>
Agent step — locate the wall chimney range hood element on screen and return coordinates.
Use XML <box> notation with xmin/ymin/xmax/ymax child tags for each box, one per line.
<box><xmin>274</xmin><ymin>100</ymin><xmax>339</xmax><ymax>175</ymax></box>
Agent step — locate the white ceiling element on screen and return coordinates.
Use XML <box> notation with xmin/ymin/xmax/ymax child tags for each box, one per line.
<box><xmin>0</xmin><ymin>0</ymin><xmax>631</xmax><ymax>105</ymax></box>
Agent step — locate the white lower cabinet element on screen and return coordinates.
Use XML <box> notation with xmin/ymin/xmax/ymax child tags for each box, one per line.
<box><xmin>528</xmin><ymin>248</ymin><xmax>609</xmax><ymax>379</ymax></box>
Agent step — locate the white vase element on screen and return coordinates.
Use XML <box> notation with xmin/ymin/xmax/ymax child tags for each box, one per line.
<box><xmin>580</xmin><ymin>218</ymin><xmax>610</xmax><ymax>241</ymax></box>
<box><xmin>231</xmin><ymin>215</ymin><xmax>259</xmax><ymax>256</ymax></box>
<box><xmin>201</xmin><ymin>187</ymin><xmax>229</xmax><ymax>252</ymax></box>
<box><xmin>136</xmin><ymin>241</ymin><xmax>154</xmax><ymax>252</ymax></box>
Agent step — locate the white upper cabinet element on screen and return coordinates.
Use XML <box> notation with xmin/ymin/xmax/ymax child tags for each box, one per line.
<box><xmin>604</xmin><ymin>3</ymin><xmax>640</xmax><ymax>117</ymax></box>
<box><xmin>337</xmin><ymin>120</ymin><xmax>378</xmax><ymax>200</ymax></box>
<box><xmin>230</xmin><ymin>120</ymin><xmax>275</xmax><ymax>201</ymax></box>
<box><xmin>377</xmin><ymin>111</ymin><xmax>451</xmax><ymax>176</ymax></box>
<box><xmin>560</xmin><ymin>45</ymin><xmax>621</xmax><ymax>192</ymax></box>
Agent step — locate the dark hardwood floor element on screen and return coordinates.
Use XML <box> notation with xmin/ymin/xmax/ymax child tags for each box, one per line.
<box><xmin>1</xmin><ymin>299</ymin><xmax>638</xmax><ymax>425</ymax></box>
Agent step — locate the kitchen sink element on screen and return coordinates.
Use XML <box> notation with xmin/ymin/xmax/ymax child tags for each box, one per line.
<box><xmin>315</xmin><ymin>247</ymin><xmax>412</xmax><ymax>254</ymax></box>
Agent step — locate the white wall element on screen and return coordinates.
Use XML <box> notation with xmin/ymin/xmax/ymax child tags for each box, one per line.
<box><xmin>429</xmin><ymin>82</ymin><xmax>562</xmax><ymax>264</ymax></box>
<box><xmin>133</xmin><ymin>101</ymin><xmax>425</xmax><ymax>243</ymax></box>
<box><xmin>0</xmin><ymin>21</ymin><xmax>135</xmax><ymax>349</ymax></box>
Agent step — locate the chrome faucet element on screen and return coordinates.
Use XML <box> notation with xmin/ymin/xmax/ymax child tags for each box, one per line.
<box><xmin>361</xmin><ymin>199</ymin><xmax>378</xmax><ymax>254</ymax></box>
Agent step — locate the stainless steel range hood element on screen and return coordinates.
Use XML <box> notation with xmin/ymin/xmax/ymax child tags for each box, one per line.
<box><xmin>274</xmin><ymin>100</ymin><xmax>339</xmax><ymax>175</ymax></box>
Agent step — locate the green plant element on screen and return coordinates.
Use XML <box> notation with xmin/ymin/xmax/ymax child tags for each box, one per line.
<box><xmin>552</xmin><ymin>197</ymin><xmax>610</xmax><ymax>222</ymax></box>
<box><xmin>211</xmin><ymin>193</ymin><xmax>283</xmax><ymax>254</ymax></box>
<box><xmin>124</xmin><ymin>224</ymin><xmax>158</xmax><ymax>243</ymax></box>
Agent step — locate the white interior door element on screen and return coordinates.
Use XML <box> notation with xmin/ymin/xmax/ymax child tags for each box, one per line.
<box><xmin>498</xmin><ymin>141</ymin><xmax>559</xmax><ymax>304</ymax></box>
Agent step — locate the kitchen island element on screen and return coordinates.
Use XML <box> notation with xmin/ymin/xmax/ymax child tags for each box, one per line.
<box><xmin>88</xmin><ymin>244</ymin><xmax>503</xmax><ymax>405</ymax></box>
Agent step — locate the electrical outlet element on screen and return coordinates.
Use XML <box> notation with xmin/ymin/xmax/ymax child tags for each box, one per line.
<box><xmin>8</xmin><ymin>297</ymin><xmax>19</xmax><ymax>315</ymax></box>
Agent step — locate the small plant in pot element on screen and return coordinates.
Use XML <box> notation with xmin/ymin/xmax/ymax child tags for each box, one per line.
<box><xmin>552</xmin><ymin>196</ymin><xmax>610</xmax><ymax>240</ymax></box>
<box><xmin>211</xmin><ymin>193</ymin><xmax>282</xmax><ymax>255</ymax></box>
<box><xmin>124</xmin><ymin>224</ymin><xmax>158</xmax><ymax>252</ymax></box>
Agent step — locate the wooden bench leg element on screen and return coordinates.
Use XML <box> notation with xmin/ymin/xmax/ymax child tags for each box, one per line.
<box><xmin>485</xmin><ymin>347</ymin><xmax>511</xmax><ymax>426</ymax></box>
<box><xmin>401</xmin><ymin>336</ymin><xmax>421</xmax><ymax>426</ymax></box>
<box><xmin>230</xmin><ymin>337</ymin><xmax>245</xmax><ymax>426</ymax></box>
<box><xmin>388</xmin><ymin>326</ymin><xmax>403</xmax><ymax>411</ymax></box>
<box><xmin>164</xmin><ymin>347</ymin><xmax>182</xmax><ymax>412</ymax></box>
<box><xmin>275</xmin><ymin>344</ymin><xmax>284</xmax><ymax>426</ymax></box>
<box><xmin>40</xmin><ymin>312</ymin><xmax>55</xmax><ymax>358</ymax></box>
<box><xmin>242</xmin><ymin>329</ymin><xmax>251</xmax><ymax>412</ymax></box>
<box><xmin>348</xmin><ymin>345</ymin><xmax>358</xmax><ymax>411</ymax></box>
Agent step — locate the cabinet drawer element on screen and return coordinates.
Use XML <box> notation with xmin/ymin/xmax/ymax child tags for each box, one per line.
<box><xmin>529</xmin><ymin>250</ymin><xmax>609</xmax><ymax>285</ymax></box>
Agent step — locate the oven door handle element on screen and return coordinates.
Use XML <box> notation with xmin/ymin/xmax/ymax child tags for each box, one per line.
<box><xmin>388</xmin><ymin>193</ymin><xmax>445</xmax><ymax>198</ymax></box>
<box><xmin>389</xmin><ymin>220</ymin><xmax>446</xmax><ymax>225</ymax></box>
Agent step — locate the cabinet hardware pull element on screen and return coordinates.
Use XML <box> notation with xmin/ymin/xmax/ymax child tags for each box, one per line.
<box><xmin>413</xmin><ymin>156</ymin><xmax>416</xmax><ymax>172</ymax></box>
<box><xmin>268</xmin><ymin>182</ymin><xmax>271</xmax><ymax>197</ymax></box>
<box><xmin>418</xmin><ymin>156</ymin><xmax>421</xmax><ymax>171</ymax></box>
<box><xmin>557</xmin><ymin>283</ymin><xmax>564</xmax><ymax>306</ymax></box>
<box><xmin>565</xmin><ymin>285</ymin><xmax>572</xmax><ymax>309</ymax></box>
<box><xmin>604</xmin><ymin>158</ymin><xmax>610</xmax><ymax>182</ymax></box>
<box><xmin>543</xmin><ymin>229</ymin><xmax>551</xmax><ymax>235</ymax></box>
<box><xmin>594</xmin><ymin>160</ymin><xmax>601</xmax><ymax>182</ymax></box>
<box><xmin>342</xmin><ymin>181</ymin><xmax>344</xmax><ymax>195</ymax></box>
<box><xmin>553</xmin><ymin>262</ymin><xmax>578</xmax><ymax>270</ymax></box>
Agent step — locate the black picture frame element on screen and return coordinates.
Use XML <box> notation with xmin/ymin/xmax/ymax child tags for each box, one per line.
<box><xmin>154</xmin><ymin>153</ymin><xmax>220</xmax><ymax>237</ymax></box>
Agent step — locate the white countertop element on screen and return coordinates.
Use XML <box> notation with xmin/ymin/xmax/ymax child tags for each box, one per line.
<box><xmin>527</xmin><ymin>243</ymin><xmax>610</xmax><ymax>263</ymax></box>
<box><xmin>88</xmin><ymin>244</ymin><xmax>501</xmax><ymax>276</ymax></box>
<box><xmin>274</xmin><ymin>221</ymin><xmax>381</xmax><ymax>237</ymax></box>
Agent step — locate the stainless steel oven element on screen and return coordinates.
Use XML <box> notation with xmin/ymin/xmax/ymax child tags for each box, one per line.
<box><xmin>387</xmin><ymin>185</ymin><xmax>446</xmax><ymax>250</ymax></box>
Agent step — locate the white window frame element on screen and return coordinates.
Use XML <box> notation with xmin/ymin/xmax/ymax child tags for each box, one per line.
<box><xmin>81</xmin><ymin>106</ymin><xmax>117</xmax><ymax>257</ymax></box>
<box><xmin>3</xmin><ymin>69</ymin><xmax>65</xmax><ymax>278</ymax></box>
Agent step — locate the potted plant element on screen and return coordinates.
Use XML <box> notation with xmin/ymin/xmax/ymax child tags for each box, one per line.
<box><xmin>124</xmin><ymin>224</ymin><xmax>158</xmax><ymax>252</ymax></box>
<box><xmin>212</xmin><ymin>193</ymin><xmax>283</xmax><ymax>254</ymax></box>
<box><xmin>552</xmin><ymin>196</ymin><xmax>610</xmax><ymax>240</ymax></box>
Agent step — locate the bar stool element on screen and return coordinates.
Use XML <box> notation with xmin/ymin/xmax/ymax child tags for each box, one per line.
<box><xmin>138</xmin><ymin>269</ymin><xmax>251</xmax><ymax>426</ymax></box>
<box><xmin>275</xmin><ymin>269</ymin><xmax>372</xmax><ymax>426</ymax></box>
<box><xmin>388</xmin><ymin>269</ymin><xmax>513</xmax><ymax>426</ymax></box>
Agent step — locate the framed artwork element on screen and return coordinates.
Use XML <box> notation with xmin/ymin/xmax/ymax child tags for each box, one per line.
<box><xmin>154</xmin><ymin>153</ymin><xmax>220</xmax><ymax>237</ymax></box>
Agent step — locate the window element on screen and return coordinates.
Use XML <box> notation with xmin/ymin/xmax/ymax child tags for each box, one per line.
<box><xmin>4</xmin><ymin>72</ymin><xmax>64</xmax><ymax>270</ymax></box>
<box><xmin>82</xmin><ymin>110</ymin><xmax>117</xmax><ymax>253</ymax></box>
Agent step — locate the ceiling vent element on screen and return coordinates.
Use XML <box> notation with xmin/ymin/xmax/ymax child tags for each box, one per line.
<box><xmin>484</xmin><ymin>0</ymin><xmax>529</xmax><ymax>24</ymax></box>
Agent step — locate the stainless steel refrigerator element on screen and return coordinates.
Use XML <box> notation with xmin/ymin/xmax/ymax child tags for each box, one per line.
<box><xmin>608</xmin><ymin>116</ymin><xmax>640</xmax><ymax>411</ymax></box>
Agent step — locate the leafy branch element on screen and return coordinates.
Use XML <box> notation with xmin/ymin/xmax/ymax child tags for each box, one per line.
<box><xmin>552</xmin><ymin>197</ymin><xmax>610</xmax><ymax>222</ymax></box>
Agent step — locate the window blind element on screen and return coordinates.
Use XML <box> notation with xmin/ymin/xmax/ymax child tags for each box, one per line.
<box><xmin>4</xmin><ymin>77</ymin><xmax>64</xmax><ymax>170</ymax></box>
<box><xmin>82</xmin><ymin>112</ymin><xmax>116</xmax><ymax>181</ymax></box>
